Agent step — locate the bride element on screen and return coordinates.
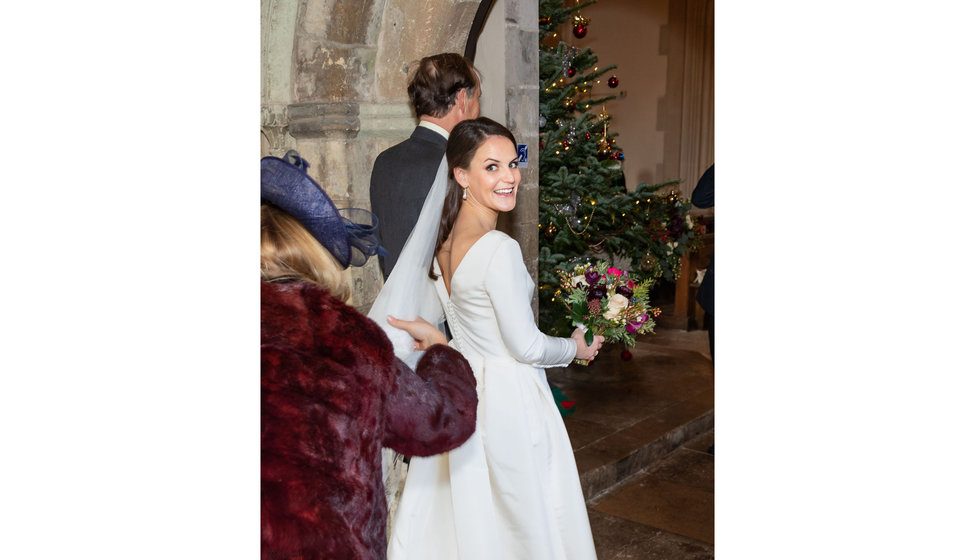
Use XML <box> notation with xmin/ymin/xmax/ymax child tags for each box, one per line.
<box><xmin>383</xmin><ymin>117</ymin><xmax>604</xmax><ymax>560</ymax></box>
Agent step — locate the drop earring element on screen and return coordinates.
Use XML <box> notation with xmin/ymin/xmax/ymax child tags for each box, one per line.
<box><xmin>462</xmin><ymin>186</ymin><xmax>468</xmax><ymax>200</ymax></box>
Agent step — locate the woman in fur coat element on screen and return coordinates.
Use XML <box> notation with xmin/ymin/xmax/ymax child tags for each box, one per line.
<box><xmin>261</xmin><ymin>151</ymin><xmax>478</xmax><ymax>559</ymax></box>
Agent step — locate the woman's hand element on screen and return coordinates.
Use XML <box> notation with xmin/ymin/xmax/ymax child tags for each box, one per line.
<box><xmin>571</xmin><ymin>328</ymin><xmax>604</xmax><ymax>362</ymax></box>
<box><xmin>387</xmin><ymin>315</ymin><xmax>448</xmax><ymax>351</ymax></box>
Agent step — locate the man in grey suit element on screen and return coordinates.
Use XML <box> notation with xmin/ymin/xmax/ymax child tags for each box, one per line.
<box><xmin>370</xmin><ymin>53</ymin><xmax>482</xmax><ymax>279</ymax></box>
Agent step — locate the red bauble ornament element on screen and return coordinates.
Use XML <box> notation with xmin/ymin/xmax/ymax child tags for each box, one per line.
<box><xmin>608</xmin><ymin>75</ymin><xmax>619</xmax><ymax>88</ymax></box>
<box><xmin>573</xmin><ymin>24</ymin><xmax>588</xmax><ymax>38</ymax></box>
<box><xmin>621</xmin><ymin>349</ymin><xmax>632</xmax><ymax>361</ymax></box>
<box><xmin>567</xmin><ymin>67</ymin><xmax>577</xmax><ymax>78</ymax></box>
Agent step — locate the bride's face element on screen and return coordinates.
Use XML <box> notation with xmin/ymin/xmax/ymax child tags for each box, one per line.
<box><xmin>455</xmin><ymin>135</ymin><xmax>521</xmax><ymax>214</ymax></box>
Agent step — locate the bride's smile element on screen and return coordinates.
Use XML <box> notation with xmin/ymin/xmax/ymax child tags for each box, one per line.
<box><xmin>455</xmin><ymin>134</ymin><xmax>521</xmax><ymax>214</ymax></box>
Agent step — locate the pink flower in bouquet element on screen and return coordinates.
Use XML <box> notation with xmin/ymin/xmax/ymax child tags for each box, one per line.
<box><xmin>625</xmin><ymin>314</ymin><xmax>649</xmax><ymax>334</ymax></box>
<box><xmin>607</xmin><ymin>267</ymin><xmax>623</xmax><ymax>278</ymax></box>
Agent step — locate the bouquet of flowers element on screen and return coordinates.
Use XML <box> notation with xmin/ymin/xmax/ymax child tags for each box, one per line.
<box><xmin>557</xmin><ymin>261</ymin><xmax>661</xmax><ymax>365</ymax></box>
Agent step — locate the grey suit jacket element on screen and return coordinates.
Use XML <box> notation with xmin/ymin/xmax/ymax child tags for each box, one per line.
<box><xmin>369</xmin><ymin>126</ymin><xmax>448</xmax><ymax>279</ymax></box>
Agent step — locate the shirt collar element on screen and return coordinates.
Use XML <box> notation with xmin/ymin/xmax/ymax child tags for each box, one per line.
<box><xmin>418</xmin><ymin>120</ymin><xmax>450</xmax><ymax>140</ymax></box>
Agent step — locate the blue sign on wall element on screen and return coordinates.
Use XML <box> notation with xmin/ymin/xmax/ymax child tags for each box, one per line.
<box><xmin>517</xmin><ymin>144</ymin><xmax>529</xmax><ymax>168</ymax></box>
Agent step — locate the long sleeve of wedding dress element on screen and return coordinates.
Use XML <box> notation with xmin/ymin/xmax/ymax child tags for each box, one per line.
<box><xmin>484</xmin><ymin>236</ymin><xmax>576</xmax><ymax>368</ymax></box>
<box><xmin>388</xmin><ymin>231</ymin><xmax>598</xmax><ymax>560</ymax></box>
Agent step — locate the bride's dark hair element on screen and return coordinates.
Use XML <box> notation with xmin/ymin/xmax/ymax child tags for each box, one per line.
<box><xmin>429</xmin><ymin>117</ymin><xmax>517</xmax><ymax>279</ymax></box>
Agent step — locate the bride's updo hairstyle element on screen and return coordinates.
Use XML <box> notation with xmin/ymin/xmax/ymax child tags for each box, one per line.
<box><xmin>430</xmin><ymin>117</ymin><xmax>517</xmax><ymax>279</ymax></box>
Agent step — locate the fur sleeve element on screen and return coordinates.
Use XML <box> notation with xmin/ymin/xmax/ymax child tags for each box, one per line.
<box><xmin>382</xmin><ymin>344</ymin><xmax>477</xmax><ymax>457</ymax></box>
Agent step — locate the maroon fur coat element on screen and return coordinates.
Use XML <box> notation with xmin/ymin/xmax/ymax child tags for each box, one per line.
<box><xmin>261</xmin><ymin>281</ymin><xmax>477</xmax><ymax>559</ymax></box>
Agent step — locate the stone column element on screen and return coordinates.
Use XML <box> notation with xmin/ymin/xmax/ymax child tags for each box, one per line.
<box><xmin>495</xmin><ymin>0</ymin><xmax>541</xmax><ymax>317</ymax></box>
<box><xmin>261</xmin><ymin>0</ymin><xmax>300</xmax><ymax>157</ymax></box>
<box><xmin>286</xmin><ymin>101</ymin><xmax>418</xmax><ymax>313</ymax></box>
<box><xmin>285</xmin><ymin>0</ymin><xmax>390</xmax><ymax>313</ymax></box>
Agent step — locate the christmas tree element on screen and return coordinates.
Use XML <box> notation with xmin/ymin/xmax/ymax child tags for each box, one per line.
<box><xmin>538</xmin><ymin>0</ymin><xmax>702</xmax><ymax>336</ymax></box>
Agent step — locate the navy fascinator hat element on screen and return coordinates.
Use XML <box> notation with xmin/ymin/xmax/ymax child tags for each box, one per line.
<box><xmin>261</xmin><ymin>150</ymin><xmax>388</xmax><ymax>268</ymax></box>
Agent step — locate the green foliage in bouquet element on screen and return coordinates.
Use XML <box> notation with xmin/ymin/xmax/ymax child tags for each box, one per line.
<box><xmin>558</xmin><ymin>261</ymin><xmax>661</xmax><ymax>365</ymax></box>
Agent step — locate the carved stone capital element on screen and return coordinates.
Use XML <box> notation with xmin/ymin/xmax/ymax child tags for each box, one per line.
<box><xmin>261</xmin><ymin>104</ymin><xmax>293</xmax><ymax>153</ymax></box>
<box><xmin>287</xmin><ymin>102</ymin><xmax>360</xmax><ymax>140</ymax></box>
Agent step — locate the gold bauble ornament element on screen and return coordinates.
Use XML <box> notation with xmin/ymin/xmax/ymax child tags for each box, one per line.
<box><xmin>643</xmin><ymin>256</ymin><xmax>664</xmax><ymax>279</ymax></box>
<box><xmin>597</xmin><ymin>137</ymin><xmax>612</xmax><ymax>157</ymax></box>
<box><xmin>641</xmin><ymin>253</ymin><xmax>655</xmax><ymax>270</ymax></box>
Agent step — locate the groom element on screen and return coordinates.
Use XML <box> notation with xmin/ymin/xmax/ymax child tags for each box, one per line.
<box><xmin>370</xmin><ymin>52</ymin><xmax>482</xmax><ymax>279</ymax></box>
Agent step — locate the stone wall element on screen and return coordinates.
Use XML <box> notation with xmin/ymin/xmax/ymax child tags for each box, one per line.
<box><xmin>261</xmin><ymin>0</ymin><xmax>486</xmax><ymax>312</ymax></box>
<box><xmin>493</xmin><ymin>0</ymin><xmax>541</xmax><ymax>316</ymax></box>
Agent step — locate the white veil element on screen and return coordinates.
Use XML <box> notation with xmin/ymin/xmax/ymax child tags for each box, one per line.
<box><xmin>367</xmin><ymin>157</ymin><xmax>448</xmax><ymax>365</ymax></box>
<box><xmin>367</xmin><ymin>158</ymin><xmax>450</xmax><ymax>527</ymax></box>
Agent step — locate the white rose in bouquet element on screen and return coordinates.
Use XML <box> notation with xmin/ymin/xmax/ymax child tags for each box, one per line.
<box><xmin>603</xmin><ymin>293</ymin><xmax>630</xmax><ymax>320</ymax></box>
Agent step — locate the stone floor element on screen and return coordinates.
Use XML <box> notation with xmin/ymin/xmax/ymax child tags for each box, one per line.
<box><xmin>547</xmin><ymin>327</ymin><xmax>714</xmax><ymax>559</ymax></box>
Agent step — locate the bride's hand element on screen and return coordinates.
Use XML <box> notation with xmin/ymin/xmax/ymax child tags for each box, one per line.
<box><xmin>387</xmin><ymin>315</ymin><xmax>449</xmax><ymax>351</ymax></box>
<box><xmin>572</xmin><ymin>328</ymin><xmax>604</xmax><ymax>361</ymax></box>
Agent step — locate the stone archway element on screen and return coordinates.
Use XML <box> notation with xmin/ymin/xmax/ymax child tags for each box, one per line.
<box><xmin>262</xmin><ymin>0</ymin><xmax>482</xmax><ymax>310</ymax></box>
<box><xmin>261</xmin><ymin>0</ymin><xmax>538</xmax><ymax>312</ymax></box>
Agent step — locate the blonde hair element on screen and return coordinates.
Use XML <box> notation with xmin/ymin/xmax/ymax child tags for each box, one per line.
<box><xmin>261</xmin><ymin>204</ymin><xmax>351</xmax><ymax>301</ymax></box>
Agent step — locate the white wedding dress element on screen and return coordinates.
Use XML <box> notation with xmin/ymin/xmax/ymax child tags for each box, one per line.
<box><xmin>387</xmin><ymin>230</ymin><xmax>598</xmax><ymax>560</ymax></box>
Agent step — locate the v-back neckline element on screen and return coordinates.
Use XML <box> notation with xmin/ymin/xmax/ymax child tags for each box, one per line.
<box><xmin>438</xmin><ymin>230</ymin><xmax>496</xmax><ymax>298</ymax></box>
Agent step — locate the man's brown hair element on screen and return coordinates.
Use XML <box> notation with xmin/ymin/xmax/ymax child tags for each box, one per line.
<box><xmin>407</xmin><ymin>53</ymin><xmax>479</xmax><ymax>118</ymax></box>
